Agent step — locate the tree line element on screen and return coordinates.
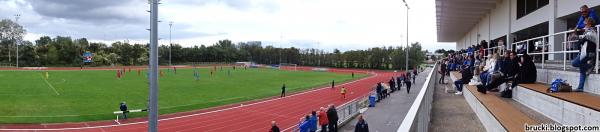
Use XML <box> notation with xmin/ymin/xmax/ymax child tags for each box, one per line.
<box><xmin>0</xmin><ymin>19</ymin><xmax>426</xmax><ymax>70</ymax></box>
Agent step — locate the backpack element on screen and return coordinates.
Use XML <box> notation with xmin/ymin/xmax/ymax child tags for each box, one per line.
<box><xmin>548</xmin><ymin>79</ymin><xmax>572</xmax><ymax>93</ymax></box>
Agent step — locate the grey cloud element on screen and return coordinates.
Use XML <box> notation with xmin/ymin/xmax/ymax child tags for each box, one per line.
<box><xmin>170</xmin><ymin>0</ymin><xmax>279</xmax><ymax>12</ymax></box>
<box><xmin>26</xmin><ymin>0</ymin><xmax>147</xmax><ymax>24</ymax></box>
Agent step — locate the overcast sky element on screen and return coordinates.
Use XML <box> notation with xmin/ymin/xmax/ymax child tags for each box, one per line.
<box><xmin>1</xmin><ymin>0</ymin><xmax>455</xmax><ymax>52</ymax></box>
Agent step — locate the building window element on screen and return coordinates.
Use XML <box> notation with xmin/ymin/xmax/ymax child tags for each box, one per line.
<box><xmin>517</xmin><ymin>0</ymin><xmax>549</xmax><ymax>19</ymax></box>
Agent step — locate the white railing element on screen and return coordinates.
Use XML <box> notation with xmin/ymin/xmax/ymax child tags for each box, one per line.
<box><xmin>482</xmin><ymin>25</ymin><xmax>600</xmax><ymax>73</ymax></box>
<box><xmin>397</xmin><ymin>63</ymin><xmax>438</xmax><ymax>132</ymax></box>
<box><xmin>288</xmin><ymin>93</ymin><xmax>370</xmax><ymax>132</ymax></box>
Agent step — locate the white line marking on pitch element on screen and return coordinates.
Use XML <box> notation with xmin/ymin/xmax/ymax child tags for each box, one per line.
<box><xmin>0</xmin><ymin>69</ymin><xmax>376</xmax><ymax>131</ymax></box>
<box><xmin>41</xmin><ymin>75</ymin><xmax>60</xmax><ymax>95</ymax></box>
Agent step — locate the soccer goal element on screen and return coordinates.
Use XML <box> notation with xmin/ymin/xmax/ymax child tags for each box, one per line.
<box><xmin>279</xmin><ymin>63</ymin><xmax>298</xmax><ymax>71</ymax></box>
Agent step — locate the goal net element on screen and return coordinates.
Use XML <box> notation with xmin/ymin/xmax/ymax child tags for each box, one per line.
<box><xmin>279</xmin><ymin>63</ymin><xmax>298</xmax><ymax>71</ymax></box>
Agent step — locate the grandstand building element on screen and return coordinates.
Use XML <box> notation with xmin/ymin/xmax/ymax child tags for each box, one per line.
<box><xmin>429</xmin><ymin>0</ymin><xmax>600</xmax><ymax>131</ymax></box>
<box><xmin>438</xmin><ymin>0</ymin><xmax>599</xmax><ymax>59</ymax></box>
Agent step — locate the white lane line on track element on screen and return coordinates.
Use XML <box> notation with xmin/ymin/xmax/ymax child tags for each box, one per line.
<box><xmin>0</xmin><ymin>70</ymin><xmax>378</xmax><ymax>131</ymax></box>
<box><xmin>41</xmin><ymin>75</ymin><xmax>60</xmax><ymax>95</ymax></box>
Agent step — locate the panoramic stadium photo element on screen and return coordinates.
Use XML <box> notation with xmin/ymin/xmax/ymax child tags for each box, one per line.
<box><xmin>1</xmin><ymin>0</ymin><xmax>599</xmax><ymax>132</ymax></box>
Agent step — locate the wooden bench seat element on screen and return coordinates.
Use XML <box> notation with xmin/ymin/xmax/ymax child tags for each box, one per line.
<box><xmin>519</xmin><ymin>83</ymin><xmax>600</xmax><ymax>112</ymax></box>
<box><xmin>466</xmin><ymin>85</ymin><xmax>539</xmax><ymax>132</ymax></box>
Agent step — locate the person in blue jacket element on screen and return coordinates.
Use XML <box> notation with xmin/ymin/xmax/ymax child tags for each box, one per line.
<box><xmin>576</xmin><ymin>5</ymin><xmax>599</xmax><ymax>30</ymax></box>
<box><xmin>309</xmin><ymin>111</ymin><xmax>318</xmax><ymax>132</ymax></box>
<box><xmin>119</xmin><ymin>102</ymin><xmax>128</xmax><ymax>119</ymax></box>
<box><xmin>299</xmin><ymin>115</ymin><xmax>311</xmax><ymax>132</ymax></box>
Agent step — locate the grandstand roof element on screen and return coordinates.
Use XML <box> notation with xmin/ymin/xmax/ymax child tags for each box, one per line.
<box><xmin>436</xmin><ymin>0</ymin><xmax>501</xmax><ymax>42</ymax></box>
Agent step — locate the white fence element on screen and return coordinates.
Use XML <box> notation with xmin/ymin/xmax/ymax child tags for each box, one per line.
<box><xmin>397</xmin><ymin>63</ymin><xmax>438</xmax><ymax>132</ymax></box>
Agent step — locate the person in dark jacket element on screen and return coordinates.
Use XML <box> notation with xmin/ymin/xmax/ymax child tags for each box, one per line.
<box><xmin>388</xmin><ymin>78</ymin><xmax>396</xmax><ymax>92</ymax></box>
<box><xmin>512</xmin><ymin>53</ymin><xmax>537</xmax><ymax>88</ymax></box>
<box><xmin>120</xmin><ymin>102</ymin><xmax>128</xmax><ymax>119</ymax></box>
<box><xmin>454</xmin><ymin>65</ymin><xmax>473</xmax><ymax>95</ymax></box>
<box><xmin>439</xmin><ymin>61</ymin><xmax>447</xmax><ymax>84</ymax></box>
<box><xmin>375</xmin><ymin>83</ymin><xmax>383</xmax><ymax>102</ymax></box>
<box><xmin>412</xmin><ymin>68</ymin><xmax>417</xmax><ymax>82</ymax></box>
<box><xmin>404</xmin><ymin>76</ymin><xmax>412</xmax><ymax>94</ymax></box>
<box><xmin>281</xmin><ymin>84</ymin><xmax>286</xmax><ymax>97</ymax></box>
<box><xmin>270</xmin><ymin>121</ymin><xmax>280</xmax><ymax>132</ymax></box>
<box><xmin>354</xmin><ymin>115</ymin><xmax>369</xmax><ymax>132</ymax></box>
<box><xmin>331</xmin><ymin>80</ymin><xmax>335</xmax><ymax>89</ymax></box>
<box><xmin>327</xmin><ymin>105</ymin><xmax>339</xmax><ymax>132</ymax></box>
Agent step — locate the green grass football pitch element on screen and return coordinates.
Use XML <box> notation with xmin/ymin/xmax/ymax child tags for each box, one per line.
<box><xmin>0</xmin><ymin>67</ymin><xmax>367</xmax><ymax>123</ymax></box>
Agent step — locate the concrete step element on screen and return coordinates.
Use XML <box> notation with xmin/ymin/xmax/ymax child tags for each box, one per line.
<box><xmin>514</xmin><ymin>83</ymin><xmax>600</xmax><ymax>125</ymax></box>
<box><xmin>536</xmin><ymin>69</ymin><xmax>600</xmax><ymax>95</ymax></box>
<box><xmin>449</xmin><ymin>72</ymin><xmax>550</xmax><ymax>131</ymax></box>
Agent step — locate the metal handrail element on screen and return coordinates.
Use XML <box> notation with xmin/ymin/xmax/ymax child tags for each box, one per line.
<box><xmin>505</xmin><ymin>25</ymin><xmax>600</xmax><ymax>73</ymax></box>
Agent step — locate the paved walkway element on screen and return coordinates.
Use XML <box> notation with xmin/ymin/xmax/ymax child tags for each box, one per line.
<box><xmin>340</xmin><ymin>69</ymin><xmax>430</xmax><ymax>132</ymax></box>
<box><xmin>428</xmin><ymin>76</ymin><xmax>484</xmax><ymax>132</ymax></box>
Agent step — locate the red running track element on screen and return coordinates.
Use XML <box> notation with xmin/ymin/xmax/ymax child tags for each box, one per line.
<box><xmin>0</xmin><ymin>67</ymin><xmax>399</xmax><ymax>132</ymax></box>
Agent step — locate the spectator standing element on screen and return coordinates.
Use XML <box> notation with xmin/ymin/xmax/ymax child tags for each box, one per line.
<box><xmin>375</xmin><ymin>83</ymin><xmax>383</xmax><ymax>102</ymax></box>
<box><xmin>405</xmin><ymin>77</ymin><xmax>412</xmax><ymax>94</ymax></box>
<box><xmin>120</xmin><ymin>102</ymin><xmax>128</xmax><ymax>119</ymax></box>
<box><xmin>572</xmin><ymin>17</ymin><xmax>598</xmax><ymax>92</ymax></box>
<box><xmin>388</xmin><ymin>78</ymin><xmax>396</xmax><ymax>92</ymax></box>
<box><xmin>309</xmin><ymin>111</ymin><xmax>318</xmax><ymax>132</ymax></box>
<box><xmin>270</xmin><ymin>121</ymin><xmax>280</xmax><ymax>132</ymax></box>
<box><xmin>318</xmin><ymin>107</ymin><xmax>329</xmax><ymax>132</ymax></box>
<box><xmin>299</xmin><ymin>115</ymin><xmax>311</xmax><ymax>132</ymax></box>
<box><xmin>331</xmin><ymin>80</ymin><xmax>335</xmax><ymax>89</ymax></box>
<box><xmin>397</xmin><ymin>75</ymin><xmax>403</xmax><ymax>90</ymax></box>
<box><xmin>281</xmin><ymin>84</ymin><xmax>286</xmax><ymax>97</ymax></box>
<box><xmin>439</xmin><ymin>60</ymin><xmax>447</xmax><ymax>84</ymax></box>
<box><xmin>327</xmin><ymin>105</ymin><xmax>339</xmax><ymax>132</ymax></box>
<box><xmin>576</xmin><ymin>5</ymin><xmax>599</xmax><ymax>30</ymax></box>
<box><xmin>412</xmin><ymin>68</ymin><xmax>417</xmax><ymax>83</ymax></box>
<box><xmin>354</xmin><ymin>115</ymin><xmax>369</xmax><ymax>132</ymax></box>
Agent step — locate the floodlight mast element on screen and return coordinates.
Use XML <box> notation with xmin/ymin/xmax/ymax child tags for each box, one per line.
<box><xmin>148</xmin><ymin>0</ymin><xmax>159</xmax><ymax>131</ymax></box>
<box><xmin>402</xmin><ymin>0</ymin><xmax>409</xmax><ymax>72</ymax></box>
<box><xmin>15</xmin><ymin>14</ymin><xmax>21</xmax><ymax>68</ymax></box>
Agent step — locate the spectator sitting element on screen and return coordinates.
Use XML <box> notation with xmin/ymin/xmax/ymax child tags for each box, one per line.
<box><xmin>467</xmin><ymin>46</ymin><xmax>474</xmax><ymax>56</ymax></box>
<box><xmin>480</xmin><ymin>53</ymin><xmax>499</xmax><ymax>86</ymax></box>
<box><xmin>477</xmin><ymin>51</ymin><xmax>520</xmax><ymax>94</ymax></box>
<box><xmin>572</xmin><ymin>17</ymin><xmax>598</xmax><ymax>92</ymax></box>
<box><xmin>354</xmin><ymin>115</ymin><xmax>369</xmax><ymax>132</ymax></box>
<box><xmin>513</xmin><ymin>53</ymin><xmax>537</xmax><ymax>88</ymax></box>
<box><xmin>454</xmin><ymin>65</ymin><xmax>473</xmax><ymax>95</ymax></box>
